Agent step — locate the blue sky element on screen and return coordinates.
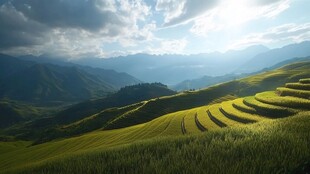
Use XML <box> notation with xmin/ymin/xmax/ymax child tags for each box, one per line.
<box><xmin>0</xmin><ymin>0</ymin><xmax>309</xmax><ymax>58</ymax></box>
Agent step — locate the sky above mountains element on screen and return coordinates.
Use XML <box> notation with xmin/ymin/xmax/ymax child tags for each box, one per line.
<box><xmin>0</xmin><ymin>0</ymin><xmax>309</xmax><ymax>58</ymax></box>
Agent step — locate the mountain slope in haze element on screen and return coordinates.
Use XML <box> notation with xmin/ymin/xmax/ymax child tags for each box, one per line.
<box><xmin>73</xmin><ymin>45</ymin><xmax>269</xmax><ymax>84</ymax></box>
<box><xmin>0</xmin><ymin>54</ymin><xmax>140</xmax><ymax>104</ymax></box>
<box><xmin>53</xmin><ymin>83</ymin><xmax>176</xmax><ymax>125</ymax></box>
<box><xmin>172</xmin><ymin>74</ymin><xmax>244</xmax><ymax>91</ymax></box>
<box><xmin>238</xmin><ymin>41</ymin><xmax>310</xmax><ymax>73</ymax></box>
<box><xmin>5</xmin><ymin>83</ymin><xmax>176</xmax><ymax>141</ymax></box>
<box><xmin>20</xmin><ymin>60</ymin><xmax>310</xmax><ymax>144</ymax></box>
<box><xmin>96</xmin><ymin>61</ymin><xmax>310</xmax><ymax>130</ymax></box>
<box><xmin>173</xmin><ymin>56</ymin><xmax>310</xmax><ymax>91</ymax></box>
<box><xmin>1</xmin><ymin>78</ymin><xmax>310</xmax><ymax>173</ymax></box>
<box><xmin>18</xmin><ymin>55</ymin><xmax>141</xmax><ymax>89</ymax></box>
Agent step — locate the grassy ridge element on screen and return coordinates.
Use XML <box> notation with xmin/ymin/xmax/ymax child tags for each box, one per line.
<box><xmin>22</xmin><ymin>61</ymin><xmax>310</xmax><ymax>144</ymax></box>
<box><xmin>0</xmin><ymin>63</ymin><xmax>309</xmax><ymax>173</ymax></box>
<box><xmin>90</xmin><ymin>61</ymin><xmax>310</xmax><ymax>131</ymax></box>
<box><xmin>2</xmin><ymin>77</ymin><xmax>310</xmax><ymax>173</ymax></box>
<box><xmin>91</xmin><ymin>61</ymin><xmax>310</xmax><ymax>129</ymax></box>
<box><xmin>299</xmin><ymin>78</ymin><xmax>310</xmax><ymax>84</ymax></box>
<box><xmin>255</xmin><ymin>91</ymin><xmax>310</xmax><ymax>109</ymax></box>
<box><xmin>6</xmin><ymin>111</ymin><xmax>310</xmax><ymax>174</ymax></box>
<box><xmin>285</xmin><ymin>82</ymin><xmax>310</xmax><ymax>90</ymax></box>
<box><xmin>277</xmin><ymin>87</ymin><xmax>310</xmax><ymax>99</ymax></box>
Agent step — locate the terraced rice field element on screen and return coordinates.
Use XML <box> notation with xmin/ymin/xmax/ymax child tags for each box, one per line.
<box><xmin>156</xmin><ymin>78</ymin><xmax>310</xmax><ymax>135</ymax></box>
<box><xmin>1</xmin><ymin>78</ymin><xmax>310</xmax><ymax>173</ymax></box>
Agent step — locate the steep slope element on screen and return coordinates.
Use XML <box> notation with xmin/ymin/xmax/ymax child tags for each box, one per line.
<box><xmin>173</xmin><ymin>56</ymin><xmax>310</xmax><ymax>91</ymax></box>
<box><xmin>53</xmin><ymin>83</ymin><xmax>176</xmax><ymax>125</ymax></box>
<box><xmin>0</xmin><ymin>78</ymin><xmax>309</xmax><ymax>173</ymax></box>
<box><xmin>18</xmin><ymin>55</ymin><xmax>141</xmax><ymax>89</ymax></box>
<box><xmin>100</xmin><ymin>61</ymin><xmax>310</xmax><ymax>130</ymax></box>
<box><xmin>0</xmin><ymin>54</ymin><xmax>140</xmax><ymax>104</ymax></box>
<box><xmin>28</xmin><ymin>62</ymin><xmax>310</xmax><ymax>143</ymax></box>
<box><xmin>238</xmin><ymin>41</ymin><xmax>310</xmax><ymax>73</ymax></box>
<box><xmin>0</xmin><ymin>63</ymin><xmax>114</xmax><ymax>103</ymax></box>
<box><xmin>0</xmin><ymin>54</ymin><xmax>34</xmax><ymax>80</ymax></box>
<box><xmin>6</xmin><ymin>83</ymin><xmax>176</xmax><ymax>141</ymax></box>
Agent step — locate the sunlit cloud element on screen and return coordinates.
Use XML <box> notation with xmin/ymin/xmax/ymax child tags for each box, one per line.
<box><xmin>147</xmin><ymin>38</ymin><xmax>188</xmax><ymax>55</ymax></box>
<box><xmin>156</xmin><ymin>0</ymin><xmax>218</xmax><ymax>27</ymax></box>
<box><xmin>0</xmin><ymin>0</ymin><xmax>308</xmax><ymax>58</ymax></box>
<box><xmin>190</xmin><ymin>0</ymin><xmax>290</xmax><ymax>36</ymax></box>
<box><xmin>228</xmin><ymin>23</ymin><xmax>310</xmax><ymax>50</ymax></box>
<box><xmin>0</xmin><ymin>0</ymin><xmax>153</xmax><ymax>58</ymax></box>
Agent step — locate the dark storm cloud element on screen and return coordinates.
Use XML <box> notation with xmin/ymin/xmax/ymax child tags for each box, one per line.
<box><xmin>11</xmin><ymin>0</ymin><xmax>123</xmax><ymax>31</ymax></box>
<box><xmin>0</xmin><ymin>0</ymin><xmax>126</xmax><ymax>49</ymax></box>
<box><xmin>0</xmin><ymin>3</ymin><xmax>48</xmax><ymax>48</ymax></box>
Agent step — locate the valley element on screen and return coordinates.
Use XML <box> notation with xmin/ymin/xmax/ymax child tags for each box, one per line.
<box><xmin>1</xmin><ymin>1</ymin><xmax>310</xmax><ymax>172</ymax></box>
<box><xmin>0</xmin><ymin>60</ymin><xmax>309</xmax><ymax>173</ymax></box>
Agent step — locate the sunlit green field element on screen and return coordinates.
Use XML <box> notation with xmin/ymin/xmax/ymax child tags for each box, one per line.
<box><xmin>1</xmin><ymin>77</ymin><xmax>310</xmax><ymax>173</ymax></box>
<box><xmin>2</xmin><ymin>111</ymin><xmax>310</xmax><ymax>174</ymax></box>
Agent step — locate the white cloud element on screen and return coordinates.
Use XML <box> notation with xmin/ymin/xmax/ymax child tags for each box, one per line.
<box><xmin>229</xmin><ymin>23</ymin><xmax>310</xmax><ymax>49</ymax></box>
<box><xmin>190</xmin><ymin>0</ymin><xmax>290</xmax><ymax>36</ymax></box>
<box><xmin>147</xmin><ymin>38</ymin><xmax>188</xmax><ymax>54</ymax></box>
<box><xmin>156</xmin><ymin>0</ymin><xmax>218</xmax><ymax>27</ymax></box>
<box><xmin>0</xmin><ymin>0</ymin><xmax>154</xmax><ymax>58</ymax></box>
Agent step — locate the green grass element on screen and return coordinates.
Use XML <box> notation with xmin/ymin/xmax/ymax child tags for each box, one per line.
<box><xmin>183</xmin><ymin>109</ymin><xmax>201</xmax><ymax>134</ymax></box>
<box><xmin>277</xmin><ymin>87</ymin><xmax>310</xmax><ymax>99</ymax></box>
<box><xmin>232</xmin><ymin>98</ymin><xmax>257</xmax><ymax>114</ymax></box>
<box><xmin>85</xmin><ymin>61</ymin><xmax>310</xmax><ymax>131</ymax></box>
<box><xmin>0</xmin><ymin>141</ymin><xmax>31</xmax><ymax>154</ymax></box>
<box><xmin>243</xmin><ymin>96</ymin><xmax>295</xmax><ymax>117</ymax></box>
<box><xmin>195</xmin><ymin>106</ymin><xmax>220</xmax><ymax>131</ymax></box>
<box><xmin>4</xmin><ymin>111</ymin><xmax>310</xmax><ymax>174</ymax></box>
<box><xmin>255</xmin><ymin>91</ymin><xmax>310</xmax><ymax>109</ymax></box>
<box><xmin>208</xmin><ymin>104</ymin><xmax>242</xmax><ymax>127</ymax></box>
<box><xmin>220</xmin><ymin>101</ymin><xmax>269</xmax><ymax>123</ymax></box>
<box><xmin>1</xmin><ymin>76</ymin><xmax>310</xmax><ymax>173</ymax></box>
<box><xmin>285</xmin><ymin>82</ymin><xmax>310</xmax><ymax>90</ymax></box>
<box><xmin>15</xmin><ymin>61</ymin><xmax>309</xmax><ymax>144</ymax></box>
<box><xmin>299</xmin><ymin>78</ymin><xmax>310</xmax><ymax>84</ymax></box>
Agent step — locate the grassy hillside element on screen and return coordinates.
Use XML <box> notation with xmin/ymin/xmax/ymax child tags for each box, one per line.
<box><xmin>173</xmin><ymin>56</ymin><xmax>310</xmax><ymax>91</ymax></box>
<box><xmin>53</xmin><ymin>83</ymin><xmax>176</xmax><ymax>125</ymax></box>
<box><xmin>16</xmin><ymin>61</ymin><xmax>309</xmax><ymax>143</ymax></box>
<box><xmin>2</xmin><ymin>83</ymin><xmax>176</xmax><ymax>141</ymax></box>
<box><xmin>1</xmin><ymin>77</ymin><xmax>309</xmax><ymax>173</ymax></box>
<box><xmin>99</xmin><ymin>61</ymin><xmax>310</xmax><ymax>130</ymax></box>
<box><xmin>1</xmin><ymin>112</ymin><xmax>309</xmax><ymax>173</ymax></box>
<box><xmin>0</xmin><ymin>100</ymin><xmax>62</xmax><ymax>128</ymax></box>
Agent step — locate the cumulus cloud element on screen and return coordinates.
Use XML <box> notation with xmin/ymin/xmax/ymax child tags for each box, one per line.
<box><xmin>229</xmin><ymin>23</ymin><xmax>310</xmax><ymax>49</ymax></box>
<box><xmin>0</xmin><ymin>0</ymin><xmax>152</xmax><ymax>58</ymax></box>
<box><xmin>156</xmin><ymin>0</ymin><xmax>218</xmax><ymax>27</ymax></box>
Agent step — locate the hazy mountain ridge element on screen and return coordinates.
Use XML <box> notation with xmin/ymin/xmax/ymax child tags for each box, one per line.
<box><xmin>0</xmin><ymin>54</ymin><xmax>141</xmax><ymax>104</ymax></box>
<box><xmin>237</xmin><ymin>41</ymin><xmax>310</xmax><ymax>73</ymax></box>
<box><xmin>16</xmin><ymin>42</ymin><xmax>310</xmax><ymax>86</ymax></box>
<box><xmin>72</xmin><ymin>45</ymin><xmax>270</xmax><ymax>84</ymax></box>
<box><xmin>173</xmin><ymin>56</ymin><xmax>310</xmax><ymax>91</ymax></box>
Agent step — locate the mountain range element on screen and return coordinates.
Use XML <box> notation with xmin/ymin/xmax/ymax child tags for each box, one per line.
<box><xmin>0</xmin><ymin>54</ymin><xmax>140</xmax><ymax>104</ymax></box>
<box><xmin>172</xmin><ymin>56</ymin><xmax>310</xmax><ymax>91</ymax></box>
<box><xmin>16</xmin><ymin>41</ymin><xmax>310</xmax><ymax>86</ymax></box>
<box><xmin>70</xmin><ymin>41</ymin><xmax>310</xmax><ymax>85</ymax></box>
